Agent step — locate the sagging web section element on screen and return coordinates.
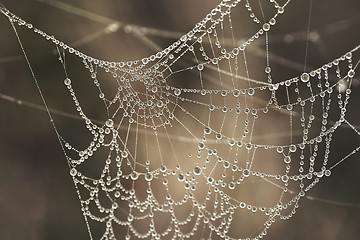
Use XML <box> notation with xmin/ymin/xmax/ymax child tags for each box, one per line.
<box><xmin>1</xmin><ymin>0</ymin><xmax>360</xmax><ymax>239</ymax></box>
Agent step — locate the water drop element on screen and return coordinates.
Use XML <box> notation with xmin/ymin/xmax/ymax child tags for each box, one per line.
<box><xmin>242</xmin><ymin>169</ymin><xmax>250</xmax><ymax>177</ymax></box>
<box><xmin>160</xmin><ymin>165</ymin><xmax>167</xmax><ymax>173</ymax></box>
<box><xmin>281</xmin><ymin>175</ymin><xmax>289</xmax><ymax>182</ymax></box>
<box><xmin>70</xmin><ymin>168</ymin><xmax>77</xmax><ymax>176</ymax></box>
<box><xmin>284</xmin><ymin>156</ymin><xmax>291</xmax><ymax>164</ymax></box>
<box><xmin>145</xmin><ymin>172</ymin><xmax>153</xmax><ymax>181</ymax></box>
<box><xmin>263</xmin><ymin>23</ymin><xmax>271</xmax><ymax>31</ymax></box>
<box><xmin>197</xmin><ymin>64</ymin><xmax>204</xmax><ymax>71</ymax></box>
<box><xmin>174</xmin><ymin>88</ymin><xmax>181</xmax><ymax>96</ymax></box>
<box><xmin>112</xmin><ymin>202</ymin><xmax>118</xmax><ymax>209</ymax></box>
<box><xmin>121</xmin><ymin>151</ymin><xmax>128</xmax><ymax>158</ymax></box>
<box><xmin>106</xmin><ymin>119</ymin><xmax>114</xmax><ymax>127</ymax></box>
<box><xmin>131</xmin><ymin>171</ymin><xmax>139</xmax><ymax>180</ymax></box>
<box><xmin>348</xmin><ymin>69</ymin><xmax>355</xmax><ymax>78</ymax></box>
<box><xmin>64</xmin><ymin>78</ymin><xmax>71</xmax><ymax>86</ymax></box>
<box><xmin>239</xmin><ymin>202</ymin><xmax>246</xmax><ymax>208</ymax></box>
<box><xmin>345</xmin><ymin>52</ymin><xmax>352</xmax><ymax>59</ymax></box>
<box><xmin>269</xmin><ymin>18</ymin><xmax>276</xmax><ymax>25</ymax></box>
<box><xmin>157</xmin><ymin>100</ymin><xmax>164</xmax><ymax>108</ymax></box>
<box><xmin>245</xmin><ymin>143</ymin><xmax>252</xmax><ymax>150</ymax></box>
<box><xmin>289</xmin><ymin>144</ymin><xmax>297</xmax><ymax>152</ymax></box>
<box><xmin>204</xmin><ymin>126</ymin><xmax>211</xmax><ymax>134</ymax></box>
<box><xmin>178</xmin><ymin>174</ymin><xmax>185</xmax><ymax>181</ymax></box>
<box><xmin>233</xmin><ymin>89</ymin><xmax>240</xmax><ymax>97</ymax></box>
<box><xmin>248</xmin><ymin>88</ymin><xmax>255</xmax><ymax>96</ymax></box>
<box><xmin>114</xmin><ymin>191</ymin><xmax>120</xmax><ymax>198</ymax></box>
<box><xmin>193</xmin><ymin>166</ymin><xmax>202</xmax><ymax>175</ymax></box>
<box><xmin>300</xmin><ymin>73</ymin><xmax>310</xmax><ymax>83</ymax></box>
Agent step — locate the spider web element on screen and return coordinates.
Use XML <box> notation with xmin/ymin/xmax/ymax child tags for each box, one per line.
<box><xmin>1</xmin><ymin>0</ymin><xmax>360</xmax><ymax>239</ymax></box>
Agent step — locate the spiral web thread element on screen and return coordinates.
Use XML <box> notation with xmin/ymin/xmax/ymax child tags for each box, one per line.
<box><xmin>1</xmin><ymin>0</ymin><xmax>360</xmax><ymax>239</ymax></box>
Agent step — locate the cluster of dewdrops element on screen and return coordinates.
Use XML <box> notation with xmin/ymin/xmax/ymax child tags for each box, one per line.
<box><xmin>62</xmin><ymin>44</ymin><xmax>357</xmax><ymax>240</ymax></box>
<box><xmin>1</xmin><ymin>0</ymin><xmax>289</xmax><ymax>73</ymax></box>
<box><xmin>2</xmin><ymin>0</ymin><xmax>359</xmax><ymax>239</ymax></box>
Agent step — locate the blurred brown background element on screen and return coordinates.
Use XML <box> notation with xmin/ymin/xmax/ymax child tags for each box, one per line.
<box><xmin>0</xmin><ymin>0</ymin><xmax>360</xmax><ymax>239</ymax></box>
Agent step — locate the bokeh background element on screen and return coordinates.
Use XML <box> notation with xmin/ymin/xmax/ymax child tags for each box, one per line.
<box><xmin>0</xmin><ymin>0</ymin><xmax>360</xmax><ymax>239</ymax></box>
